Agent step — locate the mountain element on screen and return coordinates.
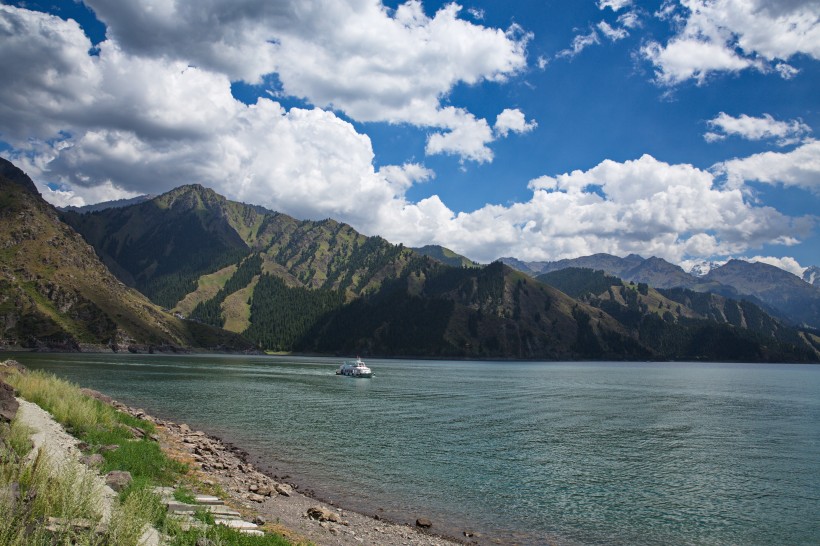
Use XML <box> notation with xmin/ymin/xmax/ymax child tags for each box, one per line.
<box><xmin>59</xmin><ymin>183</ymin><xmax>818</xmax><ymax>362</ymax></box>
<box><xmin>537</xmin><ymin>268</ymin><xmax>818</xmax><ymax>362</ymax></box>
<box><xmin>804</xmin><ymin>266</ymin><xmax>820</xmax><ymax>288</ymax></box>
<box><xmin>412</xmin><ymin>245</ymin><xmax>481</xmax><ymax>268</ymax></box>
<box><xmin>688</xmin><ymin>260</ymin><xmax>723</xmax><ymax>277</ymax></box>
<box><xmin>506</xmin><ymin>253</ymin><xmax>820</xmax><ymax>329</ymax></box>
<box><xmin>703</xmin><ymin>260</ymin><xmax>820</xmax><ymax>329</ymax></box>
<box><xmin>0</xmin><ymin>158</ymin><xmax>254</xmax><ymax>352</ymax></box>
<box><xmin>59</xmin><ymin>195</ymin><xmax>153</xmax><ymax>213</ymax></box>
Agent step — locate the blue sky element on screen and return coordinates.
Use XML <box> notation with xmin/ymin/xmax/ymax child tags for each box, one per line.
<box><xmin>0</xmin><ymin>0</ymin><xmax>818</xmax><ymax>274</ymax></box>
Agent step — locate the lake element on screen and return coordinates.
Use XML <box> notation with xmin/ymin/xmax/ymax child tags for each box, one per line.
<box><xmin>10</xmin><ymin>353</ymin><xmax>820</xmax><ymax>545</ymax></box>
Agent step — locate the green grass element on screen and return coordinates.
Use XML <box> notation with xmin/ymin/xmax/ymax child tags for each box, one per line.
<box><xmin>2</xmin><ymin>367</ymin><xmax>298</xmax><ymax>545</ymax></box>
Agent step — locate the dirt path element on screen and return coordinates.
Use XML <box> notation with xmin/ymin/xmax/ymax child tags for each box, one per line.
<box><xmin>15</xmin><ymin>398</ymin><xmax>118</xmax><ymax>524</ymax></box>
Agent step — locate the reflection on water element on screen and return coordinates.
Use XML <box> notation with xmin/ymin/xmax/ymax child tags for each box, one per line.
<box><xmin>12</xmin><ymin>353</ymin><xmax>820</xmax><ymax>545</ymax></box>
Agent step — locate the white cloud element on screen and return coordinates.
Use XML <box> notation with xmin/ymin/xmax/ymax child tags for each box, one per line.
<box><xmin>556</xmin><ymin>30</ymin><xmax>600</xmax><ymax>58</ymax></box>
<box><xmin>425</xmin><ymin>109</ymin><xmax>495</xmax><ymax>163</ymax></box>
<box><xmin>494</xmin><ymin>109</ymin><xmax>538</xmax><ymax>137</ymax></box>
<box><xmin>377</xmin><ymin>153</ymin><xmax>813</xmax><ymax>264</ymax></box>
<box><xmin>716</xmin><ymin>139</ymin><xmax>820</xmax><ymax>193</ymax></box>
<box><xmin>0</xmin><ymin>5</ymin><xmax>814</xmax><ymax>269</ymax></box>
<box><xmin>705</xmin><ymin>112</ymin><xmax>812</xmax><ymax>146</ymax></box>
<box><xmin>598</xmin><ymin>0</ymin><xmax>633</xmax><ymax>11</ymax></box>
<box><xmin>742</xmin><ymin>255</ymin><xmax>807</xmax><ymax>277</ymax></box>
<box><xmin>641</xmin><ymin>37</ymin><xmax>755</xmax><ymax>85</ymax></box>
<box><xmin>82</xmin><ymin>0</ymin><xmax>532</xmax><ymax>163</ymax></box>
<box><xmin>598</xmin><ymin>21</ymin><xmax>629</xmax><ymax>41</ymax></box>
<box><xmin>642</xmin><ymin>0</ymin><xmax>820</xmax><ymax>85</ymax></box>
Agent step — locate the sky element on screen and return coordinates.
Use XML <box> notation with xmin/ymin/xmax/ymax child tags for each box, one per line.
<box><xmin>0</xmin><ymin>0</ymin><xmax>818</xmax><ymax>275</ymax></box>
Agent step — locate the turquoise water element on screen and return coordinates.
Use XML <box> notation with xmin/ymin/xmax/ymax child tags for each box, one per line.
<box><xmin>12</xmin><ymin>353</ymin><xmax>820</xmax><ymax>545</ymax></box>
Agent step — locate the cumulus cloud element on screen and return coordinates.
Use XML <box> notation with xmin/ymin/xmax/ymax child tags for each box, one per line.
<box><xmin>372</xmin><ymin>153</ymin><xmax>813</xmax><ymax>264</ymax></box>
<box><xmin>642</xmin><ymin>0</ymin><xmax>820</xmax><ymax>85</ymax></box>
<box><xmin>742</xmin><ymin>255</ymin><xmax>808</xmax><ymax>277</ymax></box>
<box><xmin>0</xmin><ymin>4</ymin><xmax>814</xmax><ymax>269</ymax></box>
<box><xmin>705</xmin><ymin>112</ymin><xmax>812</xmax><ymax>146</ymax></box>
<box><xmin>716</xmin><ymin>139</ymin><xmax>820</xmax><ymax>193</ymax></box>
<box><xmin>82</xmin><ymin>0</ymin><xmax>532</xmax><ymax>163</ymax></box>
<box><xmin>494</xmin><ymin>109</ymin><xmax>538</xmax><ymax>137</ymax></box>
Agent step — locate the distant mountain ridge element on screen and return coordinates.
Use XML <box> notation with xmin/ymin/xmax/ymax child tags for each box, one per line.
<box><xmin>502</xmin><ymin>253</ymin><xmax>820</xmax><ymax>329</ymax></box>
<box><xmin>59</xmin><ymin>194</ymin><xmax>154</xmax><ymax>213</ymax></box>
<box><xmin>55</xmin><ymin>180</ymin><xmax>819</xmax><ymax>361</ymax></box>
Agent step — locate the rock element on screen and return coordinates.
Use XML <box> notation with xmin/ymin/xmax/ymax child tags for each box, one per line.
<box><xmin>81</xmin><ymin>454</ymin><xmax>105</xmax><ymax>467</ymax></box>
<box><xmin>99</xmin><ymin>444</ymin><xmax>119</xmax><ymax>453</ymax></box>
<box><xmin>79</xmin><ymin>388</ymin><xmax>112</xmax><ymax>404</ymax></box>
<box><xmin>274</xmin><ymin>483</ymin><xmax>293</xmax><ymax>497</ymax></box>
<box><xmin>257</xmin><ymin>485</ymin><xmax>273</xmax><ymax>497</ymax></box>
<box><xmin>416</xmin><ymin>517</ymin><xmax>433</xmax><ymax>528</ymax></box>
<box><xmin>127</xmin><ymin>426</ymin><xmax>145</xmax><ymax>439</ymax></box>
<box><xmin>248</xmin><ymin>483</ymin><xmax>258</xmax><ymax>492</ymax></box>
<box><xmin>105</xmin><ymin>470</ymin><xmax>132</xmax><ymax>492</ymax></box>
<box><xmin>253</xmin><ymin>515</ymin><xmax>267</xmax><ymax>526</ymax></box>
<box><xmin>0</xmin><ymin>360</ymin><xmax>26</xmax><ymax>376</ymax></box>
<box><xmin>0</xmin><ymin>380</ymin><xmax>19</xmax><ymax>423</ymax></box>
<box><xmin>247</xmin><ymin>493</ymin><xmax>266</xmax><ymax>503</ymax></box>
<box><xmin>179</xmin><ymin>423</ymin><xmax>191</xmax><ymax>433</ymax></box>
<box><xmin>307</xmin><ymin>506</ymin><xmax>341</xmax><ymax>523</ymax></box>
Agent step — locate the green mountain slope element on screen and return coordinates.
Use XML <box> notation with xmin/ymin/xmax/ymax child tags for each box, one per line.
<box><xmin>59</xmin><ymin>183</ymin><xmax>818</xmax><ymax>362</ymax></box>
<box><xmin>412</xmin><ymin>245</ymin><xmax>482</xmax><ymax>268</ymax></box>
<box><xmin>0</xmin><ymin>159</ymin><xmax>254</xmax><ymax>352</ymax></box>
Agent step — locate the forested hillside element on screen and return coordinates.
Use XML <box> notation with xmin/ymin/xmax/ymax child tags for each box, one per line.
<box><xmin>58</xmin><ymin>183</ymin><xmax>819</xmax><ymax>362</ymax></box>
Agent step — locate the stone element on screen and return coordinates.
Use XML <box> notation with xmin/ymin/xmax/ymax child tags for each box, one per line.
<box><xmin>257</xmin><ymin>485</ymin><xmax>273</xmax><ymax>497</ymax></box>
<box><xmin>248</xmin><ymin>493</ymin><xmax>266</xmax><ymax>503</ymax></box>
<box><xmin>105</xmin><ymin>470</ymin><xmax>132</xmax><ymax>492</ymax></box>
<box><xmin>416</xmin><ymin>517</ymin><xmax>433</xmax><ymax>528</ymax></box>
<box><xmin>192</xmin><ymin>494</ymin><xmax>221</xmax><ymax>505</ymax></box>
<box><xmin>248</xmin><ymin>483</ymin><xmax>258</xmax><ymax>492</ymax></box>
<box><xmin>307</xmin><ymin>506</ymin><xmax>341</xmax><ymax>523</ymax></box>
<box><xmin>274</xmin><ymin>483</ymin><xmax>292</xmax><ymax>497</ymax></box>
<box><xmin>253</xmin><ymin>515</ymin><xmax>267</xmax><ymax>526</ymax></box>
<box><xmin>79</xmin><ymin>388</ymin><xmax>112</xmax><ymax>405</ymax></box>
<box><xmin>99</xmin><ymin>444</ymin><xmax>119</xmax><ymax>453</ymax></box>
<box><xmin>0</xmin><ymin>380</ymin><xmax>19</xmax><ymax>423</ymax></box>
<box><xmin>81</xmin><ymin>454</ymin><xmax>105</xmax><ymax>467</ymax></box>
<box><xmin>179</xmin><ymin>423</ymin><xmax>191</xmax><ymax>433</ymax></box>
<box><xmin>128</xmin><ymin>426</ymin><xmax>146</xmax><ymax>439</ymax></box>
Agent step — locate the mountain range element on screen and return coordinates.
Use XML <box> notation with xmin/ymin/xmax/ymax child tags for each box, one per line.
<box><xmin>2</xmin><ymin>157</ymin><xmax>818</xmax><ymax>362</ymax></box>
<box><xmin>500</xmin><ymin>253</ymin><xmax>820</xmax><ymax>330</ymax></box>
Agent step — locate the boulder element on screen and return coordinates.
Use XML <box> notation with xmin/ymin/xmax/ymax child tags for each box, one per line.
<box><xmin>105</xmin><ymin>470</ymin><xmax>132</xmax><ymax>492</ymax></box>
<box><xmin>81</xmin><ymin>454</ymin><xmax>105</xmax><ymax>467</ymax></box>
<box><xmin>307</xmin><ymin>506</ymin><xmax>341</xmax><ymax>523</ymax></box>
<box><xmin>0</xmin><ymin>380</ymin><xmax>19</xmax><ymax>423</ymax></box>
<box><xmin>416</xmin><ymin>517</ymin><xmax>433</xmax><ymax>529</ymax></box>
<box><xmin>274</xmin><ymin>483</ymin><xmax>293</xmax><ymax>497</ymax></box>
<box><xmin>79</xmin><ymin>388</ymin><xmax>112</xmax><ymax>405</ymax></box>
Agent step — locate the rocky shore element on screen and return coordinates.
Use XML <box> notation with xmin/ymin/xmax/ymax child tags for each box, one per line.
<box><xmin>83</xmin><ymin>389</ymin><xmax>473</xmax><ymax>546</ymax></box>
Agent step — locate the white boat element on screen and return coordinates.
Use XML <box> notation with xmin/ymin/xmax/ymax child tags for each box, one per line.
<box><xmin>336</xmin><ymin>356</ymin><xmax>373</xmax><ymax>378</ymax></box>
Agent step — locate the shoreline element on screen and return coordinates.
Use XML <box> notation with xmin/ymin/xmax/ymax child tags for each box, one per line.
<box><xmin>84</xmin><ymin>388</ymin><xmax>475</xmax><ymax>546</ymax></box>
